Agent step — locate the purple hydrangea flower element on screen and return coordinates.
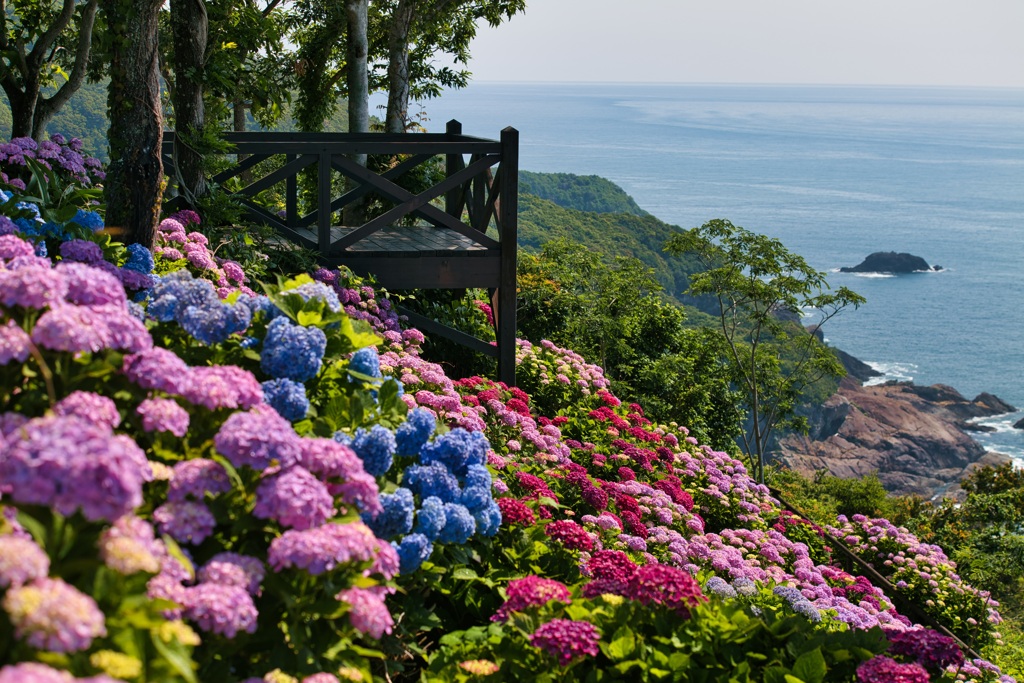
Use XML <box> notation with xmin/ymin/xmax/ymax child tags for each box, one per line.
<box><xmin>0</xmin><ymin>535</ymin><xmax>50</xmax><ymax>587</ymax></box>
<box><xmin>253</xmin><ymin>466</ymin><xmax>334</xmax><ymax>530</ymax></box>
<box><xmin>267</xmin><ymin>522</ymin><xmax>380</xmax><ymax>575</ymax></box>
<box><xmin>137</xmin><ymin>397</ymin><xmax>190</xmax><ymax>437</ymax></box>
<box><xmin>182</xmin><ymin>582</ymin><xmax>258</xmax><ymax>638</ymax></box>
<box><xmin>529</xmin><ymin>619</ymin><xmax>601</xmax><ymax>666</ymax></box>
<box><xmin>168</xmin><ymin>458</ymin><xmax>231</xmax><ymax>501</ymax></box>
<box><xmin>123</xmin><ymin>346</ymin><xmax>192</xmax><ymax>395</ymax></box>
<box><xmin>2</xmin><ymin>577</ymin><xmax>106</xmax><ymax>652</ymax></box>
<box><xmin>198</xmin><ymin>552</ymin><xmax>264</xmax><ymax>595</ymax></box>
<box><xmin>0</xmin><ymin>662</ymin><xmax>78</xmax><ymax>683</ymax></box>
<box><xmin>0</xmin><ymin>264</ymin><xmax>67</xmax><ymax>309</ymax></box>
<box><xmin>58</xmin><ymin>238</ymin><xmax>104</xmax><ymax>264</ymax></box>
<box><xmin>214</xmin><ymin>407</ymin><xmax>302</xmax><ymax>470</ymax></box>
<box><xmin>55</xmin><ymin>261</ymin><xmax>126</xmax><ymax>306</ymax></box>
<box><xmin>336</xmin><ymin>587</ymin><xmax>394</xmax><ymax>639</ymax></box>
<box><xmin>0</xmin><ymin>234</ymin><xmax>36</xmax><ymax>260</ymax></box>
<box><xmin>54</xmin><ymin>390</ymin><xmax>120</xmax><ymax>430</ymax></box>
<box><xmin>0</xmin><ymin>415</ymin><xmax>151</xmax><ymax>522</ymax></box>
<box><xmin>99</xmin><ymin>514</ymin><xmax>162</xmax><ymax>575</ymax></box>
<box><xmin>153</xmin><ymin>500</ymin><xmax>217</xmax><ymax>545</ymax></box>
<box><xmin>183</xmin><ymin>365</ymin><xmax>263</xmax><ymax>411</ymax></box>
<box><xmin>0</xmin><ymin>319</ymin><xmax>31</xmax><ymax>365</ymax></box>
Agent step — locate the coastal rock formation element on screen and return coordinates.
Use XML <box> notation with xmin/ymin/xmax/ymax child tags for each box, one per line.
<box><xmin>775</xmin><ymin>376</ymin><xmax>1013</xmax><ymax>498</ymax></box>
<box><xmin>840</xmin><ymin>252</ymin><xmax>938</xmax><ymax>274</ymax></box>
<box><xmin>1014</xmin><ymin>416</ymin><xmax>1024</xmax><ymax>430</ymax></box>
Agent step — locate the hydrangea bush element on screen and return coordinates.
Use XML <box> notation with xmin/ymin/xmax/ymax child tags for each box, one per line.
<box><xmin>0</xmin><ymin>170</ymin><xmax>1017</xmax><ymax>682</ymax></box>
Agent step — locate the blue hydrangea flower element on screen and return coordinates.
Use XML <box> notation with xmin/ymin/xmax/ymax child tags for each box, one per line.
<box><xmin>394</xmin><ymin>533</ymin><xmax>432</xmax><ymax>574</ymax></box>
<box><xmin>363</xmin><ymin>488</ymin><xmax>414</xmax><ymax>540</ymax></box>
<box><xmin>123</xmin><ymin>243</ymin><xmax>155</xmax><ymax>274</ymax></box>
<box><xmin>419</xmin><ymin>429</ymin><xmax>490</xmax><ymax>478</ymax></box>
<box><xmin>260</xmin><ymin>316</ymin><xmax>327</xmax><ymax>382</ymax></box>
<box><xmin>460</xmin><ymin>485</ymin><xmax>492</xmax><ymax>513</ymax></box>
<box><xmin>348</xmin><ymin>346</ymin><xmax>381</xmax><ymax>379</ymax></box>
<box><xmin>33</xmin><ymin>239</ymin><xmax>46</xmax><ymax>257</ymax></box>
<box><xmin>179</xmin><ymin>301</ymin><xmax>252</xmax><ymax>345</ymax></box>
<box><xmin>41</xmin><ymin>221</ymin><xmax>69</xmax><ymax>241</ymax></box>
<box><xmin>438</xmin><ymin>503</ymin><xmax>475</xmax><ymax>544</ymax></box>
<box><xmin>14</xmin><ymin>217</ymin><xmax>40</xmax><ymax>235</ymax></box>
<box><xmin>414</xmin><ymin>496</ymin><xmax>446</xmax><ymax>541</ymax></box>
<box><xmin>473</xmin><ymin>502</ymin><xmax>501</xmax><ymax>537</ymax></box>
<box><xmin>236</xmin><ymin>293</ymin><xmax>281</xmax><ymax>321</ymax></box>
<box><xmin>463</xmin><ymin>464</ymin><xmax>492</xmax><ymax>489</ymax></box>
<box><xmin>70</xmin><ymin>208</ymin><xmax>104</xmax><ymax>231</ymax></box>
<box><xmin>395</xmin><ymin>408</ymin><xmax>436</xmax><ymax>456</ymax></box>
<box><xmin>283</xmin><ymin>281</ymin><xmax>341</xmax><ymax>312</ymax></box>
<box><xmin>147</xmin><ymin>269</ymin><xmax>219</xmax><ymax>322</ymax></box>
<box><xmin>402</xmin><ymin>463</ymin><xmax>460</xmax><ymax>503</ymax></box>
<box><xmin>262</xmin><ymin>378</ymin><xmax>310</xmax><ymax>421</ymax></box>
<box><xmin>337</xmin><ymin>425</ymin><xmax>396</xmax><ymax>477</ymax></box>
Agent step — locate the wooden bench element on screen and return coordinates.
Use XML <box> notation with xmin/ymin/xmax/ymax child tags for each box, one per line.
<box><xmin>162</xmin><ymin>121</ymin><xmax>518</xmax><ymax>385</ymax></box>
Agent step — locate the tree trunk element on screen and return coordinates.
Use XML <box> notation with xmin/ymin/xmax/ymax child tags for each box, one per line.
<box><xmin>343</xmin><ymin>0</ymin><xmax>368</xmax><ymax>226</ymax></box>
<box><xmin>384</xmin><ymin>0</ymin><xmax>415</xmax><ymax>134</ymax></box>
<box><xmin>170</xmin><ymin>0</ymin><xmax>208</xmax><ymax>203</ymax></box>
<box><xmin>5</xmin><ymin>87</ymin><xmax>36</xmax><ymax>139</ymax></box>
<box><xmin>103</xmin><ymin>0</ymin><xmax>164</xmax><ymax>247</ymax></box>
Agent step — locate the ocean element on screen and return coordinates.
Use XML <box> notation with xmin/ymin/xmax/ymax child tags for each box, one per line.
<box><xmin>407</xmin><ymin>83</ymin><xmax>1024</xmax><ymax>462</ymax></box>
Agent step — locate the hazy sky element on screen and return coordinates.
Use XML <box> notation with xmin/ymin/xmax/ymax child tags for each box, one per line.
<box><xmin>464</xmin><ymin>0</ymin><xmax>1024</xmax><ymax>87</ymax></box>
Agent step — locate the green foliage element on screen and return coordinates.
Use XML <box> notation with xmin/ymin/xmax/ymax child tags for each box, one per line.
<box><xmin>907</xmin><ymin>463</ymin><xmax>1024</xmax><ymax>623</ymax></box>
<box><xmin>665</xmin><ymin>219</ymin><xmax>865</xmax><ymax>482</ymax></box>
<box><xmin>516</xmin><ymin>239</ymin><xmax>743</xmax><ymax>451</ymax></box>
<box><xmin>426</xmin><ymin>591</ymin><xmax>887</xmax><ymax>682</ymax></box>
<box><xmin>519</xmin><ymin>172</ymin><xmax>648</xmax><ymax>216</ymax></box>
<box><xmin>766</xmin><ymin>467</ymin><xmax>918</xmax><ymax>528</ymax></box>
<box><xmin>518</xmin><ymin>193</ymin><xmax>705</xmax><ymax>305</ymax></box>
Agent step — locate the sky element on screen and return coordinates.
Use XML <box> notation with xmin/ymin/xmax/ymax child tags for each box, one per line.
<box><xmin>463</xmin><ymin>0</ymin><xmax>1024</xmax><ymax>87</ymax></box>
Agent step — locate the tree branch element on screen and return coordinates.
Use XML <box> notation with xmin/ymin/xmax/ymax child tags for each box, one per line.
<box><xmin>27</xmin><ymin>0</ymin><xmax>76</xmax><ymax>71</ymax></box>
<box><xmin>35</xmin><ymin>0</ymin><xmax>99</xmax><ymax>131</ymax></box>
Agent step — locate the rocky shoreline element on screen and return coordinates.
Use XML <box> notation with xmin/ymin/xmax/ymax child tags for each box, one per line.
<box><xmin>774</xmin><ymin>370</ymin><xmax>1016</xmax><ymax>500</ymax></box>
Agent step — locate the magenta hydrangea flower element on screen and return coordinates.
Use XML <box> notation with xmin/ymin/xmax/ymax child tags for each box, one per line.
<box><xmin>98</xmin><ymin>515</ymin><xmax>162</xmax><ymax>575</ymax></box>
<box><xmin>167</xmin><ymin>458</ymin><xmax>231</xmax><ymax>501</ymax></box>
<box><xmin>0</xmin><ymin>415</ymin><xmax>151</xmax><ymax>522</ymax></box>
<box><xmin>0</xmin><ymin>535</ymin><xmax>50</xmax><ymax>587</ymax></box>
<box><xmin>54</xmin><ymin>390</ymin><xmax>120</xmax><ymax>430</ymax></box>
<box><xmin>626</xmin><ymin>564</ymin><xmax>706</xmax><ymax>615</ymax></box>
<box><xmin>184</xmin><ymin>365</ymin><xmax>263</xmax><ymax>411</ymax></box>
<box><xmin>267</xmin><ymin>522</ymin><xmax>380</xmax><ymax>575</ymax></box>
<box><xmin>55</xmin><ymin>261</ymin><xmax>126</xmax><ymax>306</ymax></box>
<box><xmin>137</xmin><ymin>397</ymin><xmax>190</xmax><ymax>437</ymax></box>
<box><xmin>123</xmin><ymin>346</ymin><xmax>192</xmax><ymax>395</ymax></box>
<box><xmin>0</xmin><ymin>263</ymin><xmax>67</xmax><ymax>308</ymax></box>
<box><xmin>0</xmin><ymin>319</ymin><xmax>31</xmax><ymax>364</ymax></box>
<box><xmin>198</xmin><ymin>552</ymin><xmax>265</xmax><ymax>596</ymax></box>
<box><xmin>336</xmin><ymin>587</ymin><xmax>394</xmax><ymax>639</ymax></box>
<box><xmin>214</xmin><ymin>407</ymin><xmax>302</xmax><ymax>471</ymax></box>
<box><xmin>856</xmin><ymin>655</ymin><xmax>930</xmax><ymax>683</ymax></box>
<box><xmin>529</xmin><ymin>619</ymin><xmax>601</xmax><ymax>666</ymax></box>
<box><xmin>253</xmin><ymin>466</ymin><xmax>334</xmax><ymax>530</ymax></box>
<box><xmin>2</xmin><ymin>577</ymin><xmax>106</xmax><ymax>652</ymax></box>
<box><xmin>545</xmin><ymin>519</ymin><xmax>593</xmax><ymax>551</ymax></box>
<box><xmin>182</xmin><ymin>582</ymin><xmax>258</xmax><ymax>639</ymax></box>
<box><xmin>492</xmin><ymin>575</ymin><xmax>572</xmax><ymax>622</ymax></box>
<box><xmin>153</xmin><ymin>500</ymin><xmax>217</xmax><ymax>545</ymax></box>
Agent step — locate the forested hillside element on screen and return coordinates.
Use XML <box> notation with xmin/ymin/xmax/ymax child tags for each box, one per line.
<box><xmin>520</xmin><ymin>171</ymin><xmax>648</xmax><ymax>215</ymax></box>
